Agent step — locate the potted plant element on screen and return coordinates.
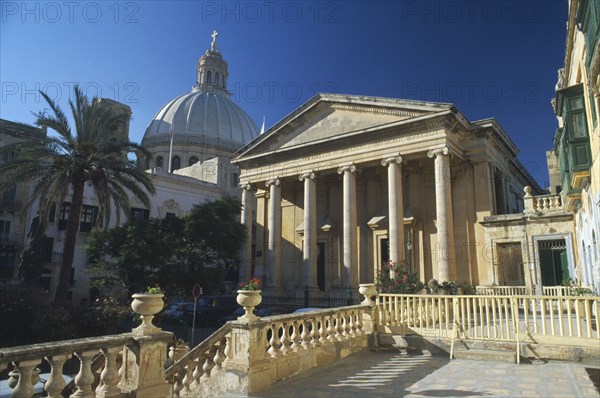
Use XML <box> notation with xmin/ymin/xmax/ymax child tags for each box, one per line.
<box><xmin>131</xmin><ymin>285</ymin><xmax>165</xmax><ymax>335</ymax></box>
<box><xmin>236</xmin><ymin>278</ymin><xmax>262</xmax><ymax>322</ymax></box>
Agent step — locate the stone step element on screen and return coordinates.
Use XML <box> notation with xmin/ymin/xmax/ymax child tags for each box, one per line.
<box><xmin>452</xmin><ymin>348</ymin><xmax>517</xmax><ymax>363</ymax></box>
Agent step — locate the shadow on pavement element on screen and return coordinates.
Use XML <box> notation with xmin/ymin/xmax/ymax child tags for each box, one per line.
<box><xmin>248</xmin><ymin>351</ymin><xmax>477</xmax><ymax>398</ymax></box>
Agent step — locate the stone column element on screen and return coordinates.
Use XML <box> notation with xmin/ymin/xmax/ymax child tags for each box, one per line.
<box><xmin>337</xmin><ymin>164</ymin><xmax>357</xmax><ymax>288</ymax></box>
<box><xmin>427</xmin><ymin>147</ymin><xmax>452</xmax><ymax>282</ymax></box>
<box><xmin>254</xmin><ymin>190</ymin><xmax>268</xmax><ymax>283</ymax></box>
<box><xmin>300</xmin><ymin>171</ymin><xmax>317</xmax><ymax>289</ymax></box>
<box><xmin>239</xmin><ymin>183</ymin><xmax>253</xmax><ymax>283</ymax></box>
<box><xmin>266</xmin><ymin>178</ymin><xmax>282</xmax><ymax>289</ymax></box>
<box><xmin>382</xmin><ymin>155</ymin><xmax>405</xmax><ymax>263</ymax></box>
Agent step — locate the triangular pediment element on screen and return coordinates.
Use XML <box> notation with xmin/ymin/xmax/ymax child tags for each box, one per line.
<box><xmin>236</xmin><ymin>94</ymin><xmax>453</xmax><ymax>158</ymax></box>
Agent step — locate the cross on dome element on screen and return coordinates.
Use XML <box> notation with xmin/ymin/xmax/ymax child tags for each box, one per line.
<box><xmin>211</xmin><ymin>30</ymin><xmax>218</xmax><ymax>52</ymax></box>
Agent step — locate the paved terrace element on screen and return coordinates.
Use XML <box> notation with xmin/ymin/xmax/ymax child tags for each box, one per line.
<box><xmin>230</xmin><ymin>350</ymin><xmax>600</xmax><ymax>398</ymax></box>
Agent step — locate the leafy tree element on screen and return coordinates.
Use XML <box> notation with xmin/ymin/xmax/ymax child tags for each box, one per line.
<box><xmin>86</xmin><ymin>197</ymin><xmax>246</xmax><ymax>296</ymax></box>
<box><xmin>0</xmin><ymin>86</ymin><xmax>155</xmax><ymax>304</ymax></box>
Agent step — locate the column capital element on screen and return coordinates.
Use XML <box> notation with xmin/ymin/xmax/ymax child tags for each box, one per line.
<box><xmin>299</xmin><ymin>171</ymin><xmax>316</xmax><ymax>181</ymax></box>
<box><xmin>239</xmin><ymin>182</ymin><xmax>253</xmax><ymax>191</ymax></box>
<box><xmin>427</xmin><ymin>146</ymin><xmax>449</xmax><ymax>159</ymax></box>
<box><xmin>381</xmin><ymin>155</ymin><xmax>403</xmax><ymax>167</ymax></box>
<box><xmin>337</xmin><ymin>163</ymin><xmax>357</xmax><ymax>174</ymax></box>
<box><xmin>265</xmin><ymin>178</ymin><xmax>280</xmax><ymax>187</ymax></box>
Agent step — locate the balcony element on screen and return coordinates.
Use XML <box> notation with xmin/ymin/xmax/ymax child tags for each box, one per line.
<box><xmin>523</xmin><ymin>187</ymin><xmax>565</xmax><ymax>213</ymax></box>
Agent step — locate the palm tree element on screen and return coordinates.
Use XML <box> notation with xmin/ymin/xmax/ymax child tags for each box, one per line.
<box><xmin>0</xmin><ymin>86</ymin><xmax>156</xmax><ymax>304</ymax></box>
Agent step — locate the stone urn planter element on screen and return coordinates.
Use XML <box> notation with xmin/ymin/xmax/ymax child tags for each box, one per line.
<box><xmin>131</xmin><ymin>293</ymin><xmax>164</xmax><ymax>336</ymax></box>
<box><xmin>358</xmin><ymin>283</ymin><xmax>376</xmax><ymax>305</ymax></box>
<box><xmin>236</xmin><ymin>290</ymin><xmax>262</xmax><ymax>321</ymax></box>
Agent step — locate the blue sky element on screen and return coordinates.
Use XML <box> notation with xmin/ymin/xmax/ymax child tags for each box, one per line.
<box><xmin>1</xmin><ymin>1</ymin><xmax>566</xmax><ymax>186</ymax></box>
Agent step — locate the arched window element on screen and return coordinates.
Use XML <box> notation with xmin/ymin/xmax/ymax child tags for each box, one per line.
<box><xmin>215</xmin><ymin>72</ymin><xmax>220</xmax><ymax>85</ymax></box>
<box><xmin>189</xmin><ymin>156</ymin><xmax>199</xmax><ymax>166</ymax></box>
<box><xmin>206</xmin><ymin>71</ymin><xmax>212</xmax><ymax>84</ymax></box>
<box><xmin>155</xmin><ymin>156</ymin><xmax>163</xmax><ymax>168</ymax></box>
<box><xmin>172</xmin><ymin>156</ymin><xmax>181</xmax><ymax>171</ymax></box>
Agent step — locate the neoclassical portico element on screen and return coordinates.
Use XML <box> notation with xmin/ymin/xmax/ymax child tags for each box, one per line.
<box><xmin>233</xmin><ymin>94</ymin><xmax>539</xmax><ymax>293</ymax></box>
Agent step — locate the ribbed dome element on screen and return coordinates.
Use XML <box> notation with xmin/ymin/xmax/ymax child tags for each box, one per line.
<box><xmin>143</xmin><ymin>90</ymin><xmax>259</xmax><ymax>148</ymax></box>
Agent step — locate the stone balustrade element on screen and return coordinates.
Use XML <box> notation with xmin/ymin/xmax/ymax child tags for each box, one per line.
<box><xmin>0</xmin><ymin>331</ymin><xmax>173</xmax><ymax>398</ymax></box>
<box><xmin>523</xmin><ymin>186</ymin><xmax>563</xmax><ymax>212</ymax></box>
<box><xmin>167</xmin><ymin>304</ymin><xmax>374</xmax><ymax>397</ymax></box>
<box><xmin>165</xmin><ymin>324</ymin><xmax>231</xmax><ymax>397</ymax></box>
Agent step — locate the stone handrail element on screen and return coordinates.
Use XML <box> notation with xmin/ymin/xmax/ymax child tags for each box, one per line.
<box><xmin>523</xmin><ymin>186</ymin><xmax>563</xmax><ymax>212</ymax></box>
<box><xmin>0</xmin><ymin>331</ymin><xmax>173</xmax><ymax>398</ymax></box>
<box><xmin>255</xmin><ymin>305</ymin><xmax>367</xmax><ymax>360</ymax></box>
<box><xmin>165</xmin><ymin>323</ymin><xmax>232</xmax><ymax>396</ymax></box>
<box><xmin>168</xmin><ymin>304</ymin><xmax>374</xmax><ymax>396</ymax></box>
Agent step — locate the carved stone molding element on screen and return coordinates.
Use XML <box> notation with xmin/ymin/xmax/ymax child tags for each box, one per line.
<box><xmin>239</xmin><ymin>182</ymin><xmax>253</xmax><ymax>191</ymax></box>
<box><xmin>265</xmin><ymin>178</ymin><xmax>280</xmax><ymax>188</ymax></box>
<box><xmin>337</xmin><ymin>163</ymin><xmax>357</xmax><ymax>174</ymax></box>
<box><xmin>158</xmin><ymin>199</ymin><xmax>181</xmax><ymax>218</ymax></box>
<box><xmin>427</xmin><ymin>146</ymin><xmax>449</xmax><ymax>159</ymax></box>
<box><xmin>299</xmin><ymin>171</ymin><xmax>316</xmax><ymax>181</ymax></box>
<box><xmin>381</xmin><ymin>154</ymin><xmax>403</xmax><ymax>167</ymax></box>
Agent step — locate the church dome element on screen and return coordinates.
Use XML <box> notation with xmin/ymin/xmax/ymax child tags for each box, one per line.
<box><xmin>142</xmin><ymin>31</ymin><xmax>259</xmax><ymax>156</ymax></box>
<box><xmin>143</xmin><ymin>90</ymin><xmax>259</xmax><ymax>149</ymax></box>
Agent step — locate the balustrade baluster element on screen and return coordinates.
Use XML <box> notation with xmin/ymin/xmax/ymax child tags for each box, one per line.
<box><xmin>201</xmin><ymin>349</ymin><xmax>215</xmax><ymax>379</ymax></box>
<box><xmin>44</xmin><ymin>354</ymin><xmax>70</xmax><ymax>398</ymax></box>
<box><xmin>348</xmin><ymin>311</ymin><xmax>356</xmax><ymax>337</ymax></box>
<box><xmin>318</xmin><ymin>317</ymin><xmax>327</xmax><ymax>345</ymax></box>
<box><xmin>267</xmin><ymin>324</ymin><xmax>281</xmax><ymax>357</ymax></box>
<box><xmin>173</xmin><ymin>368</ymin><xmax>184</xmax><ymax>397</ymax></box>
<box><xmin>96</xmin><ymin>347</ymin><xmax>121</xmax><ymax>398</ymax></box>
<box><xmin>336</xmin><ymin>314</ymin><xmax>345</xmax><ymax>341</ymax></box>
<box><xmin>300</xmin><ymin>319</ymin><xmax>310</xmax><ymax>349</ymax></box>
<box><xmin>356</xmin><ymin>311</ymin><xmax>364</xmax><ymax>335</ymax></box>
<box><xmin>290</xmin><ymin>320</ymin><xmax>300</xmax><ymax>352</ymax></box>
<box><xmin>326</xmin><ymin>316</ymin><xmax>336</xmax><ymax>342</ymax></box>
<box><xmin>213</xmin><ymin>342</ymin><xmax>226</xmax><ymax>369</ymax></box>
<box><xmin>182</xmin><ymin>358</ymin><xmax>194</xmax><ymax>393</ymax></box>
<box><xmin>191</xmin><ymin>355</ymin><xmax>204</xmax><ymax>387</ymax></box>
<box><xmin>224</xmin><ymin>336</ymin><xmax>232</xmax><ymax>365</ymax></box>
<box><xmin>11</xmin><ymin>359</ymin><xmax>39</xmax><ymax>398</ymax></box>
<box><xmin>340</xmin><ymin>314</ymin><xmax>348</xmax><ymax>339</ymax></box>
<box><xmin>280</xmin><ymin>322</ymin><xmax>290</xmax><ymax>355</ymax></box>
<box><xmin>72</xmin><ymin>350</ymin><xmax>98</xmax><ymax>398</ymax></box>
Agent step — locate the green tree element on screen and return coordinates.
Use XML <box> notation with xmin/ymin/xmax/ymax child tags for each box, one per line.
<box><xmin>86</xmin><ymin>197</ymin><xmax>246</xmax><ymax>296</ymax></box>
<box><xmin>86</xmin><ymin>217</ymin><xmax>182</xmax><ymax>294</ymax></box>
<box><xmin>0</xmin><ymin>86</ymin><xmax>155</xmax><ymax>304</ymax></box>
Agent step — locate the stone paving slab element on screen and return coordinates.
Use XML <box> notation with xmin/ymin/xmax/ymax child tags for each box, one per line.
<box><xmin>239</xmin><ymin>350</ymin><xmax>600</xmax><ymax>398</ymax></box>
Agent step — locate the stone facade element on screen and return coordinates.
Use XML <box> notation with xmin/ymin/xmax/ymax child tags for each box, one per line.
<box><xmin>552</xmin><ymin>0</ymin><xmax>600</xmax><ymax>291</ymax></box>
<box><xmin>233</xmin><ymin>94</ymin><xmax>541</xmax><ymax>293</ymax></box>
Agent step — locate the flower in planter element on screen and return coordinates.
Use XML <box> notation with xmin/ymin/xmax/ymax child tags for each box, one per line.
<box><xmin>376</xmin><ymin>261</ymin><xmax>423</xmax><ymax>294</ymax></box>
<box><xmin>145</xmin><ymin>284</ymin><xmax>164</xmax><ymax>295</ymax></box>
<box><xmin>239</xmin><ymin>278</ymin><xmax>261</xmax><ymax>291</ymax></box>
